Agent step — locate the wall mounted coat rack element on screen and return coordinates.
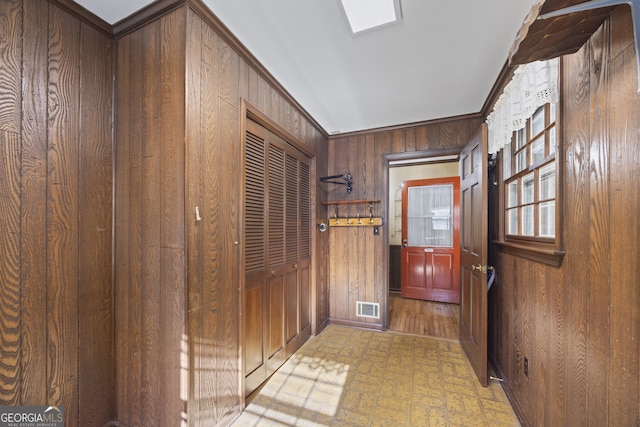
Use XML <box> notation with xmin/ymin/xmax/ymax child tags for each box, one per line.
<box><xmin>320</xmin><ymin>173</ymin><xmax>353</xmax><ymax>193</ymax></box>
<box><xmin>322</xmin><ymin>200</ymin><xmax>383</xmax><ymax>227</ymax></box>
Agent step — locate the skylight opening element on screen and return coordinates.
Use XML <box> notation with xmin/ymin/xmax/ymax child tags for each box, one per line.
<box><xmin>339</xmin><ymin>0</ymin><xmax>402</xmax><ymax>34</ymax></box>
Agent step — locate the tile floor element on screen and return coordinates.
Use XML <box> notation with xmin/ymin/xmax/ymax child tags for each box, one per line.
<box><xmin>232</xmin><ymin>325</ymin><xmax>520</xmax><ymax>426</ymax></box>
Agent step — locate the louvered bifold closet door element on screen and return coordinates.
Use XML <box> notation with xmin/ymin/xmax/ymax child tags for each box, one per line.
<box><xmin>266</xmin><ymin>136</ymin><xmax>287</xmax><ymax>374</ymax></box>
<box><xmin>284</xmin><ymin>154</ymin><xmax>300</xmax><ymax>354</ymax></box>
<box><xmin>243</xmin><ymin>117</ymin><xmax>312</xmax><ymax>396</ymax></box>
<box><xmin>243</xmin><ymin>120</ymin><xmax>267</xmax><ymax>395</ymax></box>
<box><xmin>298</xmin><ymin>161</ymin><xmax>311</xmax><ymax>340</ymax></box>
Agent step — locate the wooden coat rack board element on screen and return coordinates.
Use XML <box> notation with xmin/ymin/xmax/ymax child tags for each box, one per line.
<box><xmin>322</xmin><ymin>200</ymin><xmax>383</xmax><ymax>227</ymax></box>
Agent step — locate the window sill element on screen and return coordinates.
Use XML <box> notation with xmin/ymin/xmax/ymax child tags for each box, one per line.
<box><xmin>494</xmin><ymin>241</ymin><xmax>565</xmax><ymax>267</ymax></box>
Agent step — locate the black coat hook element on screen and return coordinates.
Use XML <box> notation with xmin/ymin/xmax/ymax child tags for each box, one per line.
<box><xmin>320</xmin><ymin>173</ymin><xmax>353</xmax><ymax>193</ymax></box>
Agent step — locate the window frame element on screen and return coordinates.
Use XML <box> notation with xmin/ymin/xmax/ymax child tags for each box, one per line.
<box><xmin>496</xmin><ymin>102</ymin><xmax>565</xmax><ymax>267</ymax></box>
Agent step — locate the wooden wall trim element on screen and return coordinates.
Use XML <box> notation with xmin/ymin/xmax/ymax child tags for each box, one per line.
<box><xmin>112</xmin><ymin>0</ymin><xmax>181</xmax><ymax>37</ymax></box>
<box><xmin>329</xmin><ymin>319</ymin><xmax>384</xmax><ymax>331</ymax></box>
<box><xmin>48</xmin><ymin>0</ymin><xmax>113</xmax><ymax>35</ymax></box>
<box><xmin>333</xmin><ymin>112</ymin><xmax>483</xmax><ymax>139</ymax></box>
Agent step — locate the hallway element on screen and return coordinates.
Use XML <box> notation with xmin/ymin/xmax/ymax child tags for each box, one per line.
<box><xmin>232</xmin><ymin>325</ymin><xmax>519</xmax><ymax>426</ymax></box>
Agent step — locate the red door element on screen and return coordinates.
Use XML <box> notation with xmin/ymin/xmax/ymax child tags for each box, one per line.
<box><xmin>401</xmin><ymin>177</ymin><xmax>460</xmax><ymax>303</ymax></box>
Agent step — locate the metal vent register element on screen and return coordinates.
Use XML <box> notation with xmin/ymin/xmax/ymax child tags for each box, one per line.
<box><xmin>356</xmin><ymin>301</ymin><xmax>380</xmax><ymax>319</ymax></box>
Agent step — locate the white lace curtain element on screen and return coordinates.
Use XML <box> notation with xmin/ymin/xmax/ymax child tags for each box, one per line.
<box><xmin>486</xmin><ymin>58</ymin><xmax>559</xmax><ymax>154</ymax></box>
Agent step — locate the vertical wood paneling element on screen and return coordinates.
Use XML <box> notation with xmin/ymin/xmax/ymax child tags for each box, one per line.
<box><xmin>77</xmin><ymin>20</ymin><xmax>113</xmax><ymax>426</ymax></box>
<box><xmin>0</xmin><ymin>130</ymin><xmax>21</xmax><ymax>405</ymax></box>
<box><xmin>0</xmin><ymin>0</ymin><xmax>23</xmax><ymax>409</ymax></box>
<box><xmin>159</xmin><ymin>10</ymin><xmax>187</xmax><ymax>426</ymax></box>
<box><xmin>607</xmin><ymin>11</ymin><xmax>640</xmax><ymax>425</ymax></box>
<box><xmin>490</xmin><ymin>8</ymin><xmax>640</xmax><ymax>427</ymax></box>
<box><xmin>562</xmin><ymin>31</ymin><xmax>591</xmax><ymax>427</ymax></box>
<box><xmin>140</xmin><ymin>20</ymin><xmax>162</xmax><ymax>427</ymax></box>
<box><xmin>326</xmin><ymin>119</ymin><xmax>479</xmax><ymax>327</ymax></box>
<box><xmin>185</xmin><ymin>9</ymin><xmax>206</xmax><ymax>424</ymax></box>
<box><xmin>586</xmin><ymin>20</ymin><xmax>611</xmax><ymax>427</ymax></box>
<box><xmin>217</xmin><ymin>99</ymin><xmax>240</xmax><ymax>421</ymax></box>
<box><xmin>47</xmin><ymin>7</ymin><xmax>80</xmax><ymax>424</ymax></box>
<box><xmin>20</xmin><ymin>0</ymin><xmax>48</xmax><ymax>406</ymax></box>
<box><xmin>0</xmin><ymin>0</ymin><xmax>22</xmax><ymax>133</ymax></box>
<box><xmin>114</xmin><ymin>31</ymin><xmax>133</xmax><ymax>424</ymax></box>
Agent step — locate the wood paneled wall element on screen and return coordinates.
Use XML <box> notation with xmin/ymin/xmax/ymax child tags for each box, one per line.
<box><xmin>114</xmin><ymin>8</ymin><xmax>187</xmax><ymax>427</ymax></box>
<box><xmin>327</xmin><ymin>118</ymin><xmax>481</xmax><ymax>328</ymax></box>
<box><xmin>114</xmin><ymin>3</ymin><xmax>328</xmax><ymax>425</ymax></box>
<box><xmin>488</xmin><ymin>8</ymin><xmax>640</xmax><ymax>426</ymax></box>
<box><xmin>0</xmin><ymin>1</ymin><xmax>114</xmax><ymax>426</ymax></box>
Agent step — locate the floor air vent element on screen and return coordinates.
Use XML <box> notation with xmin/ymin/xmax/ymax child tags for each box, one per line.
<box><xmin>356</xmin><ymin>301</ymin><xmax>380</xmax><ymax>319</ymax></box>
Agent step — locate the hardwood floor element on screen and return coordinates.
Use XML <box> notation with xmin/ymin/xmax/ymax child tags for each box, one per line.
<box><xmin>388</xmin><ymin>292</ymin><xmax>460</xmax><ymax>340</ymax></box>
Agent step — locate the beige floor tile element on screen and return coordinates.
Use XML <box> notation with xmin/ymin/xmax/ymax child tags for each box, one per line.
<box><xmin>232</xmin><ymin>325</ymin><xmax>521</xmax><ymax>427</ymax></box>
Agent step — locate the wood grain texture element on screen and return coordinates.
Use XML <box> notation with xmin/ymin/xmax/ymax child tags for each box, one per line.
<box><xmin>0</xmin><ymin>2</ymin><xmax>115</xmax><ymax>424</ymax></box>
<box><xmin>77</xmin><ymin>20</ymin><xmax>114</xmax><ymax>427</ymax></box>
<box><xmin>47</xmin><ymin>6</ymin><xmax>81</xmax><ymax>424</ymax></box>
<box><xmin>327</xmin><ymin>119</ymin><xmax>480</xmax><ymax>328</ymax></box>
<box><xmin>116</xmin><ymin>5</ymin><xmax>326</xmax><ymax>425</ymax></box>
<box><xmin>491</xmin><ymin>8</ymin><xmax>640</xmax><ymax>427</ymax></box>
<box><xmin>508</xmin><ymin>0</ymin><xmax>613</xmax><ymax>66</ymax></box>
<box><xmin>140</xmin><ymin>19</ymin><xmax>162</xmax><ymax>427</ymax></box>
<box><xmin>20</xmin><ymin>0</ymin><xmax>49</xmax><ymax>407</ymax></box>
<box><xmin>607</xmin><ymin>9</ymin><xmax>640</xmax><ymax>425</ymax></box>
<box><xmin>388</xmin><ymin>294</ymin><xmax>459</xmax><ymax>339</ymax></box>
<box><xmin>0</xmin><ymin>0</ymin><xmax>22</xmax><ymax>133</ymax></box>
<box><xmin>0</xmin><ymin>130</ymin><xmax>21</xmax><ymax>405</ymax></box>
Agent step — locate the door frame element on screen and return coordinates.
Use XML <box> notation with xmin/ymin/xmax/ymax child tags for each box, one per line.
<box><xmin>383</xmin><ymin>148</ymin><xmax>463</xmax><ymax>330</ymax></box>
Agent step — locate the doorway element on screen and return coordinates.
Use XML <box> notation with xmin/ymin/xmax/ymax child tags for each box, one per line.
<box><xmin>386</xmin><ymin>153</ymin><xmax>461</xmax><ymax>338</ymax></box>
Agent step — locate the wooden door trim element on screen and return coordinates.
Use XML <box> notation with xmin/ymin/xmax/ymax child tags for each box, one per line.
<box><xmin>242</xmin><ymin>99</ymin><xmax>315</xmax><ymax>158</ymax></box>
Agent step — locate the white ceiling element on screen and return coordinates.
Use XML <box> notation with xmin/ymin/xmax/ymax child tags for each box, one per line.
<box><xmin>74</xmin><ymin>0</ymin><xmax>535</xmax><ymax>134</ymax></box>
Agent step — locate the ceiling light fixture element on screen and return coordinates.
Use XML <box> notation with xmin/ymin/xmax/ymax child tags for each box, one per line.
<box><xmin>339</xmin><ymin>0</ymin><xmax>402</xmax><ymax>34</ymax></box>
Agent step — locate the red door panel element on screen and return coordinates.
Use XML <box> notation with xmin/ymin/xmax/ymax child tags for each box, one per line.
<box><xmin>401</xmin><ymin>177</ymin><xmax>460</xmax><ymax>303</ymax></box>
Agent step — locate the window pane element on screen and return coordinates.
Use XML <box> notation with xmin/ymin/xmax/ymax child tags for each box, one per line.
<box><xmin>540</xmin><ymin>201</ymin><xmax>555</xmax><ymax>237</ymax></box>
<box><xmin>549</xmin><ymin>126</ymin><xmax>556</xmax><ymax>151</ymax></box>
<box><xmin>522</xmin><ymin>205</ymin><xmax>534</xmax><ymax>236</ymax></box>
<box><xmin>407</xmin><ymin>184</ymin><xmax>453</xmax><ymax>247</ymax></box>
<box><xmin>516</xmin><ymin>128</ymin><xmax>526</xmax><ymax>150</ymax></box>
<box><xmin>508</xmin><ymin>181</ymin><xmax>518</xmax><ymax>208</ymax></box>
<box><xmin>508</xmin><ymin>208</ymin><xmax>518</xmax><ymax>235</ymax></box>
<box><xmin>550</xmin><ymin>103</ymin><xmax>556</xmax><ymax>122</ymax></box>
<box><xmin>503</xmin><ymin>142</ymin><xmax>512</xmax><ymax>179</ymax></box>
<box><xmin>531</xmin><ymin>137</ymin><xmax>545</xmax><ymax>164</ymax></box>
<box><xmin>540</xmin><ymin>162</ymin><xmax>556</xmax><ymax>200</ymax></box>
<box><xmin>516</xmin><ymin>150</ymin><xmax>527</xmax><ymax>173</ymax></box>
<box><xmin>531</xmin><ymin>106</ymin><xmax>545</xmax><ymax>137</ymax></box>
<box><xmin>522</xmin><ymin>173</ymin><xmax>534</xmax><ymax>204</ymax></box>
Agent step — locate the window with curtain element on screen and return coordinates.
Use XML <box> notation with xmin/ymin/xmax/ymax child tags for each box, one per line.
<box><xmin>487</xmin><ymin>58</ymin><xmax>564</xmax><ymax>263</ymax></box>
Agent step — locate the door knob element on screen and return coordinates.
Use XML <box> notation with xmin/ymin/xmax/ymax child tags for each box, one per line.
<box><xmin>402</xmin><ymin>238</ymin><xmax>408</xmax><ymax>248</ymax></box>
<box><xmin>471</xmin><ymin>264</ymin><xmax>483</xmax><ymax>271</ymax></box>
